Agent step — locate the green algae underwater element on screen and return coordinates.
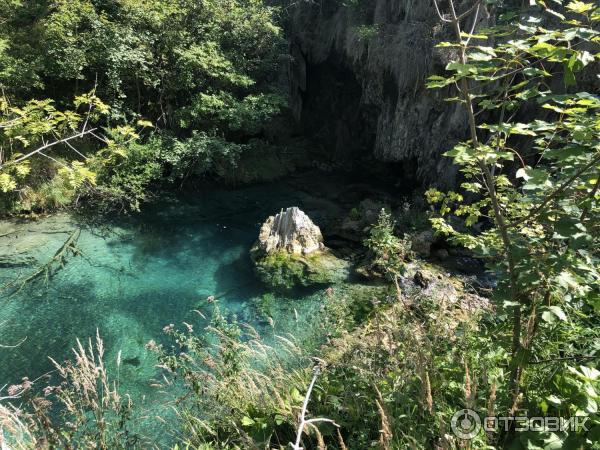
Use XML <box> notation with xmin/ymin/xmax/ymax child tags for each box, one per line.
<box><xmin>0</xmin><ymin>179</ymin><xmax>360</xmax><ymax>444</ymax></box>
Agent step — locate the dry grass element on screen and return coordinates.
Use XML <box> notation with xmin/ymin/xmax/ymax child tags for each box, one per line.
<box><xmin>49</xmin><ymin>330</ymin><xmax>125</xmax><ymax>422</ymax></box>
<box><xmin>375</xmin><ymin>386</ymin><xmax>392</xmax><ymax>450</ymax></box>
<box><xmin>0</xmin><ymin>402</ymin><xmax>37</xmax><ymax>450</ymax></box>
<box><xmin>154</xmin><ymin>319</ymin><xmax>315</xmax><ymax>447</ymax></box>
<box><xmin>1</xmin><ymin>330</ymin><xmax>136</xmax><ymax>450</ymax></box>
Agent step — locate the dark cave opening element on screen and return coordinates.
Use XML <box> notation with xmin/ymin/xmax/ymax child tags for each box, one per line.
<box><xmin>299</xmin><ymin>50</ymin><xmax>377</xmax><ymax>165</ymax></box>
<box><xmin>295</xmin><ymin>51</ymin><xmax>423</xmax><ymax>192</ymax></box>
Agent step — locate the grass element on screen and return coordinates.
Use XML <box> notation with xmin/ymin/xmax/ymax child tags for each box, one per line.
<box><xmin>1</xmin><ymin>264</ymin><xmax>498</xmax><ymax>449</ymax></box>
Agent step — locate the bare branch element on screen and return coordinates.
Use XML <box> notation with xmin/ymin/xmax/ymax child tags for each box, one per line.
<box><xmin>0</xmin><ymin>320</ymin><xmax>27</xmax><ymax>349</ymax></box>
<box><xmin>433</xmin><ymin>0</ymin><xmax>452</xmax><ymax>23</ymax></box>
<box><xmin>81</xmin><ymin>77</ymin><xmax>98</xmax><ymax>133</ymax></box>
<box><xmin>39</xmin><ymin>151</ymin><xmax>72</xmax><ymax>170</ymax></box>
<box><xmin>458</xmin><ymin>0</ymin><xmax>483</xmax><ymax>21</ymax></box>
<box><xmin>0</xmin><ymin>336</ymin><xmax>27</xmax><ymax>349</ymax></box>
<box><xmin>291</xmin><ymin>366</ymin><xmax>338</xmax><ymax>450</ymax></box>
<box><xmin>62</xmin><ymin>138</ymin><xmax>89</xmax><ymax>160</ymax></box>
<box><xmin>90</xmin><ymin>131</ymin><xmax>110</xmax><ymax>144</ymax></box>
<box><xmin>464</xmin><ymin>3</ymin><xmax>481</xmax><ymax>46</ymax></box>
<box><xmin>0</xmin><ymin>128</ymin><xmax>97</xmax><ymax>170</ymax></box>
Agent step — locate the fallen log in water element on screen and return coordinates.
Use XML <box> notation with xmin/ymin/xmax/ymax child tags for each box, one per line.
<box><xmin>6</xmin><ymin>229</ymin><xmax>82</xmax><ymax>297</ymax></box>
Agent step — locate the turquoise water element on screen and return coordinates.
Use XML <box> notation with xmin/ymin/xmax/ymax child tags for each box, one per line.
<box><xmin>0</xmin><ymin>179</ymin><xmax>352</xmax><ymax>440</ymax></box>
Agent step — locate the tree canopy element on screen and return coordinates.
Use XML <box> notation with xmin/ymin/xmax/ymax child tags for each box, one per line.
<box><xmin>0</xmin><ymin>0</ymin><xmax>286</xmax><ymax>214</ymax></box>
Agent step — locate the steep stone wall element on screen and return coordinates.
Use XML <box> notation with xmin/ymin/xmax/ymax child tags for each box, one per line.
<box><xmin>287</xmin><ymin>0</ymin><xmax>485</xmax><ymax>187</ymax></box>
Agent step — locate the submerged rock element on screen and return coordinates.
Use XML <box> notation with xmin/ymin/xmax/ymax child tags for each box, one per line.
<box><xmin>253</xmin><ymin>251</ymin><xmax>349</xmax><ymax>291</ymax></box>
<box><xmin>251</xmin><ymin>207</ymin><xmax>349</xmax><ymax>290</ymax></box>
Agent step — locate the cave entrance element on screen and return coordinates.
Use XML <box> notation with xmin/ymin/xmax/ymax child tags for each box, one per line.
<box><xmin>300</xmin><ymin>50</ymin><xmax>377</xmax><ymax>165</ymax></box>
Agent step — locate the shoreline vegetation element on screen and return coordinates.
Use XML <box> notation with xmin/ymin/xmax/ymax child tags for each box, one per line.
<box><xmin>1</xmin><ymin>0</ymin><xmax>599</xmax><ymax>449</ymax></box>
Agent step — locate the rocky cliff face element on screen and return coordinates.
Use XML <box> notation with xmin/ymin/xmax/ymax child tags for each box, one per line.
<box><xmin>286</xmin><ymin>0</ymin><xmax>483</xmax><ymax>187</ymax></box>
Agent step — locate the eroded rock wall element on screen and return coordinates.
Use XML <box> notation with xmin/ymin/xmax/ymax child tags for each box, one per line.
<box><xmin>287</xmin><ymin>0</ymin><xmax>482</xmax><ymax>187</ymax></box>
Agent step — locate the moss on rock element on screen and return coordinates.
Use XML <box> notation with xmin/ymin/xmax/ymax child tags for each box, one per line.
<box><xmin>254</xmin><ymin>249</ymin><xmax>349</xmax><ymax>291</ymax></box>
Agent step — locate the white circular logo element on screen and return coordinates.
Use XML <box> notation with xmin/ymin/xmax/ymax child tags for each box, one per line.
<box><xmin>451</xmin><ymin>409</ymin><xmax>481</xmax><ymax>440</ymax></box>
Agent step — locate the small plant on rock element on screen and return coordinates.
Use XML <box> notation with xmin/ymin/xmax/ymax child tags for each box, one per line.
<box><xmin>364</xmin><ymin>209</ymin><xmax>412</xmax><ymax>292</ymax></box>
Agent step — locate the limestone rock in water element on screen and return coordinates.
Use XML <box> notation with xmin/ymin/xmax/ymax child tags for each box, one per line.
<box><xmin>251</xmin><ymin>207</ymin><xmax>348</xmax><ymax>290</ymax></box>
<box><xmin>255</xmin><ymin>207</ymin><xmax>324</xmax><ymax>256</ymax></box>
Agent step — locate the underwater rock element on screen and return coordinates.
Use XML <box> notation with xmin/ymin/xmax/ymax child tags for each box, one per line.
<box><xmin>123</xmin><ymin>356</ymin><xmax>141</xmax><ymax>367</ymax></box>
<box><xmin>251</xmin><ymin>207</ymin><xmax>349</xmax><ymax>290</ymax></box>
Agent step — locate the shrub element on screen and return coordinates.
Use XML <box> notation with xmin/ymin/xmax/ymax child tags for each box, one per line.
<box><xmin>83</xmin><ymin>138</ymin><xmax>162</xmax><ymax>213</ymax></box>
<box><xmin>363</xmin><ymin>209</ymin><xmax>412</xmax><ymax>284</ymax></box>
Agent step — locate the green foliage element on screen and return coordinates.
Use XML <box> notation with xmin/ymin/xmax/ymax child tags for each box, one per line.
<box><xmin>160</xmin><ymin>132</ymin><xmax>246</xmax><ymax>182</ymax></box>
<box><xmin>0</xmin><ymin>0</ymin><xmax>284</xmax><ymax>132</ymax></box>
<box><xmin>0</xmin><ymin>92</ymin><xmax>109</xmax><ymax>213</ymax></box>
<box><xmin>23</xmin><ymin>161</ymin><xmax>96</xmax><ymax>212</ymax></box>
<box><xmin>178</xmin><ymin>92</ymin><xmax>286</xmax><ymax>134</ymax></box>
<box><xmin>0</xmin><ymin>0</ymin><xmax>286</xmax><ymax>215</ymax></box>
<box><xmin>427</xmin><ymin>1</ymin><xmax>600</xmax><ymax>447</ymax></box>
<box><xmin>364</xmin><ymin>209</ymin><xmax>412</xmax><ymax>281</ymax></box>
<box><xmin>84</xmin><ymin>138</ymin><xmax>162</xmax><ymax>213</ymax></box>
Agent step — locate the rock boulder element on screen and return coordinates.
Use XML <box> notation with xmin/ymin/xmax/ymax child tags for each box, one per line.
<box><xmin>251</xmin><ymin>207</ymin><xmax>348</xmax><ymax>290</ymax></box>
<box><xmin>255</xmin><ymin>207</ymin><xmax>324</xmax><ymax>256</ymax></box>
<box><xmin>411</xmin><ymin>230</ymin><xmax>435</xmax><ymax>258</ymax></box>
